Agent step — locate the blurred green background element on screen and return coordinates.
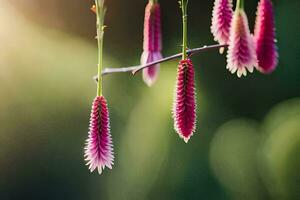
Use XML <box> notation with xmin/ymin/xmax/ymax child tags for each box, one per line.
<box><xmin>0</xmin><ymin>0</ymin><xmax>299</xmax><ymax>199</ymax></box>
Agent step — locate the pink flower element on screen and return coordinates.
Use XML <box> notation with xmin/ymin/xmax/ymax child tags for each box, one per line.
<box><xmin>141</xmin><ymin>1</ymin><xmax>162</xmax><ymax>87</ymax></box>
<box><xmin>226</xmin><ymin>9</ymin><xmax>257</xmax><ymax>78</ymax></box>
<box><xmin>254</xmin><ymin>0</ymin><xmax>278</xmax><ymax>74</ymax></box>
<box><xmin>173</xmin><ymin>59</ymin><xmax>196</xmax><ymax>143</ymax></box>
<box><xmin>211</xmin><ymin>0</ymin><xmax>233</xmax><ymax>45</ymax></box>
<box><xmin>84</xmin><ymin>96</ymin><xmax>114</xmax><ymax>174</ymax></box>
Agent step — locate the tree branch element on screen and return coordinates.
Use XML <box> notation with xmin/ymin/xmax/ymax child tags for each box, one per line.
<box><xmin>94</xmin><ymin>44</ymin><xmax>227</xmax><ymax>81</ymax></box>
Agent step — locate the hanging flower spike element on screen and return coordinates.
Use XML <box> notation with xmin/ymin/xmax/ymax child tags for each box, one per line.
<box><xmin>85</xmin><ymin>0</ymin><xmax>113</xmax><ymax>174</ymax></box>
<box><xmin>254</xmin><ymin>0</ymin><xmax>278</xmax><ymax>74</ymax></box>
<box><xmin>211</xmin><ymin>0</ymin><xmax>233</xmax><ymax>47</ymax></box>
<box><xmin>173</xmin><ymin>0</ymin><xmax>196</xmax><ymax>143</ymax></box>
<box><xmin>226</xmin><ymin>0</ymin><xmax>257</xmax><ymax>78</ymax></box>
<box><xmin>173</xmin><ymin>59</ymin><xmax>196</xmax><ymax>143</ymax></box>
<box><xmin>141</xmin><ymin>1</ymin><xmax>163</xmax><ymax>87</ymax></box>
<box><xmin>85</xmin><ymin>96</ymin><xmax>114</xmax><ymax>174</ymax></box>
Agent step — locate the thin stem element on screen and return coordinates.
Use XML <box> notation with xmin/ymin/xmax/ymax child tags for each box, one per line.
<box><xmin>181</xmin><ymin>0</ymin><xmax>188</xmax><ymax>60</ymax></box>
<box><xmin>93</xmin><ymin>44</ymin><xmax>227</xmax><ymax>81</ymax></box>
<box><xmin>236</xmin><ymin>0</ymin><xmax>244</xmax><ymax>10</ymax></box>
<box><xmin>95</xmin><ymin>0</ymin><xmax>106</xmax><ymax>96</ymax></box>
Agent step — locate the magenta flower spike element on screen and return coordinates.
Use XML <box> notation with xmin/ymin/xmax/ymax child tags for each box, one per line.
<box><xmin>254</xmin><ymin>0</ymin><xmax>278</xmax><ymax>74</ymax></box>
<box><xmin>84</xmin><ymin>96</ymin><xmax>114</xmax><ymax>174</ymax></box>
<box><xmin>226</xmin><ymin>6</ymin><xmax>257</xmax><ymax>78</ymax></box>
<box><xmin>211</xmin><ymin>0</ymin><xmax>233</xmax><ymax>46</ymax></box>
<box><xmin>141</xmin><ymin>1</ymin><xmax>163</xmax><ymax>87</ymax></box>
<box><xmin>173</xmin><ymin>59</ymin><xmax>196</xmax><ymax>143</ymax></box>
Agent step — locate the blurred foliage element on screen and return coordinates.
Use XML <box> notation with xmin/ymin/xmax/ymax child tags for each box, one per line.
<box><xmin>261</xmin><ymin>99</ymin><xmax>300</xmax><ymax>199</ymax></box>
<box><xmin>210</xmin><ymin>99</ymin><xmax>300</xmax><ymax>200</ymax></box>
<box><xmin>210</xmin><ymin>120</ymin><xmax>268</xmax><ymax>200</ymax></box>
<box><xmin>0</xmin><ymin>0</ymin><xmax>299</xmax><ymax>200</ymax></box>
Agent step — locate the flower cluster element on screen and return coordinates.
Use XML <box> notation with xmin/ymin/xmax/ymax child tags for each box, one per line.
<box><xmin>211</xmin><ymin>0</ymin><xmax>278</xmax><ymax>77</ymax></box>
<box><xmin>84</xmin><ymin>0</ymin><xmax>279</xmax><ymax>175</ymax></box>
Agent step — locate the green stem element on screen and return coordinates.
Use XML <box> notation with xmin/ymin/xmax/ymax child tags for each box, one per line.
<box><xmin>181</xmin><ymin>0</ymin><xmax>188</xmax><ymax>60</ymax></box>
<box><xmin>95</xmin><ymin>0</ymin><xmax>106</xmax><ymax>97</ymax></box>
<box><xmin>236</xmin><ymin>0</ymin><xmax>244</xmax><ymax>10</ymax></box>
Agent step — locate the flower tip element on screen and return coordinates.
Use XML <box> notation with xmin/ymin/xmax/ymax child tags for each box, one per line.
<box><xmin>97</xmin><ymin>167</ymin><xmax>103</xmax><ymax>175</ymax></box>
<box><xmin>143</xmin><ymin>77</ymin><xmax>156</xmax><ymax>87</ymax></box>
<box><xmin>183</xmin><ymin>137</ymin><xmax>190</xmax><ymax>143</ymax></box>
<box><xmin>257</xmin><ymin>66</ymin><xmax>275</xmax><ymax>74</ymax></box>
<box><xmin>141</xmin><ymin>52</ymin><xmax>162</xmax><ymax>87</ymax></box>
<box><xmin>143</xmin><ymin>68</ymin><xmax>159</xmax><ymax>87</ymax></box>
<box><xmin>142</xmin><ymin>65</ymin><xmax>160</xmax><ymax>87</ymax></box>
<box><xmin>237</xmin><ymin>68</ymin><xmax>247</xmax><ymax>78</ymax></box>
